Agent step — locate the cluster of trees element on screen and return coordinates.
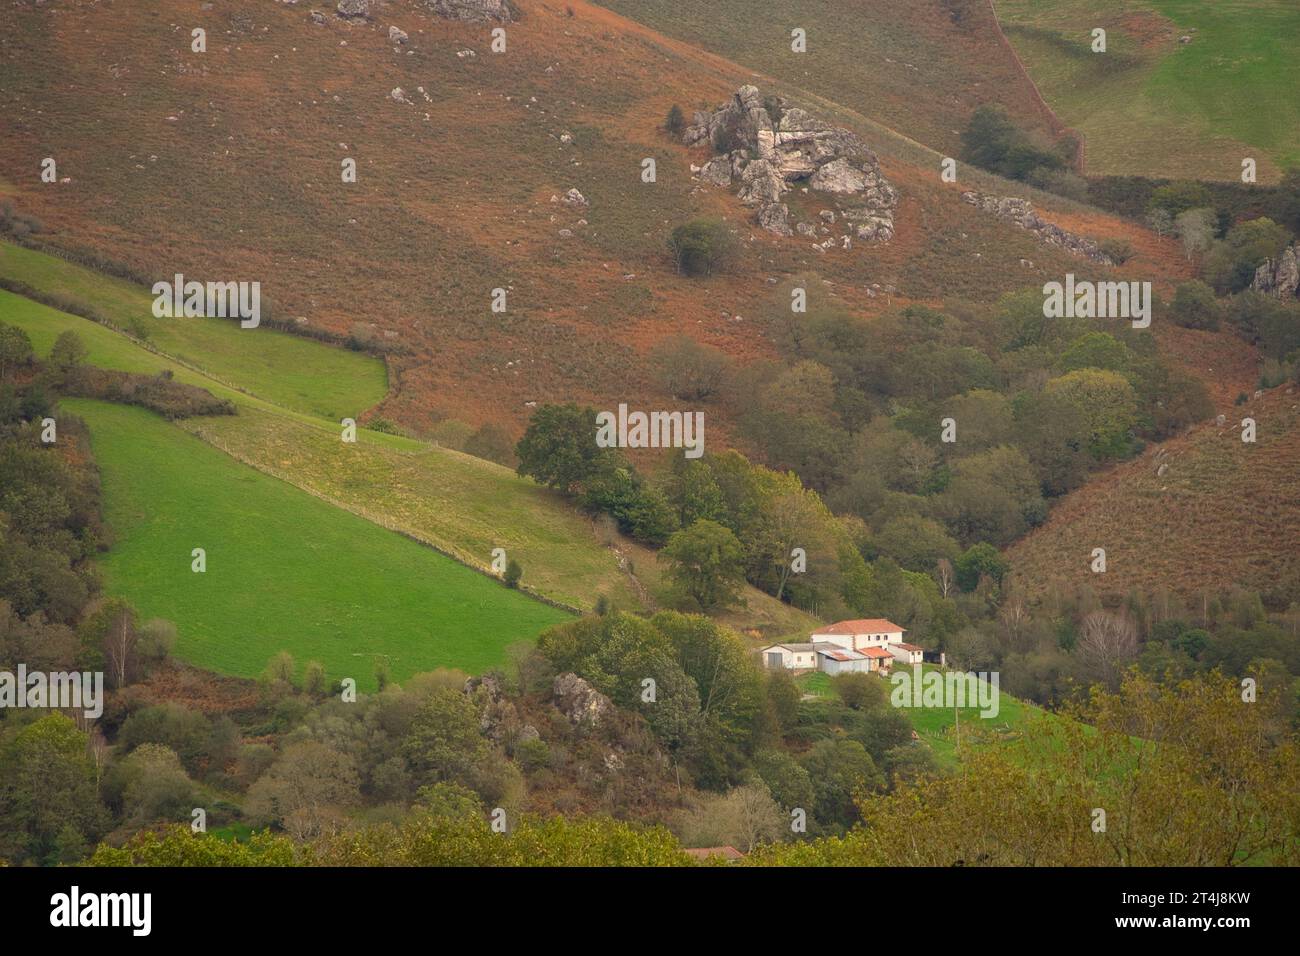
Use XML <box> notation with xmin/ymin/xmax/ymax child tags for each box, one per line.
<box><xmin>0</xmin><ymin>348</ymin><xmax>104</xmax><ymax>627</ymax></box>
<box><xmin>1140</xmin><ymin>191</ymin><xmax>1300</xmax><ymax>386</ymax></box>
<box><xmin>536</xmin><ymin>610</ymin><xmax>947</xmax><ymax>837</ymax></box>
<box><xmin>960</xmin><ymin>105</ymin><xmax>1083</xmax><ymax>198</ymax></box>
<box><xmin>1147</xmin><ymin>194</ymin><xmax>1295</xmax><ymax>296</ymax></box>
<box><xmin>0</xmin><ymin>359</ymin><xmax>191</xmax><ymax>863</ymax></box>
<box><xmin>7</xmin><ymin>598</ymin><xmax>940</xmax><ymax>863</ymax></box>
<box><xmin>62</xmin><ymin>594</ymin><xmax>1300</xmax><ymax>866</ymax></box>
<box><xmin>919</xmin><ymin>578</ymin><xmax>1300</xmax><ymax>722</ymax></box>
<box><xmin>515</xmin><ymin>402</ymin><xmax>678</xmax><ymax>546</ymax></box>
<box><xmin>1086</xmin><ymin>170</ymin><xmax>1300</xmax><ymax>240</ymax></box>
<box><xmin>755</xmin><ymin>669</ymin><xmax>1300</xmax><ymax>866</ymax></box>
<box><xmin>91</xmin><ymin>814</ymin><xmax>690</xmax><ymax>867</ymax></box>
<box><xmin>741</xmin><ymin>285</ymin><xmax>1211</xmax><ymax>557</ymax></box>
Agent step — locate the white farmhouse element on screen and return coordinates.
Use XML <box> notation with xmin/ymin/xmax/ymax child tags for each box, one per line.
<box><xmin>810</xmin><ymin>618</ymin><xmax>906</xmax><ymax>652</ymax></box>
<box><xmin>761</xmin><ymin>619</ymin><xmax>913</xmax><ymax>674</ymax></box>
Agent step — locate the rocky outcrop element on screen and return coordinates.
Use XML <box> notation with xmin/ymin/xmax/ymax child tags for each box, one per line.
<box><xmin>684</xmin><ymin>85</ymin><xmax>898</xmax><ymax>243</ymax></box>
<box><xmin>336</xmin><ymin>0</ymin><xmax>371</xmax><ymax>19</ymax></box>
<box><xmin>1251</xmin><ymin>243</ymin><xmax>1300</xmax><ymax>301</ymax></box>
<box><xmin>960</xmin><ymin>191</ymin><xmax>1113</xmax><ymax>264</ymax></box>
<box><xmin>552</xmin><ymin>673</ymin><xmax>612</xmax><ymax>729</ymax></box>
<box><xmin>424</xmin><ymin>0</ymin><xmax>515</xmax><ymax>21</ymax></box>
<box><xmin>756</xmin><ymin>203</ymin><xmax>792</xmax><ymax>236</ymax></box>
<box><xmin>465</xmin><ymin>674</ymin><xmax>517</xmax><ymax>743</ymax></box>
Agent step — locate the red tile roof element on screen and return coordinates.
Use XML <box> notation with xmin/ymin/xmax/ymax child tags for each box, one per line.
<box><xmin>894</xmin><ymin>643</ymin><xmax>924</xmax><ymax>652</ymax></box>
<box><xmin>861</xmin><ymin>647</ymin><xmax>894</xmax><ymax>659</ymax></box>
<box><xmin>814</xmin><ymin>618</ymin><xmax>906</xmax><ymax>635</ymax></box>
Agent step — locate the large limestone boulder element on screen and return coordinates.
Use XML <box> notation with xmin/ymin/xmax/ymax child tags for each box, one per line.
<box><xmin>682</xmin><ymin>86</ymin><xmax>897</xmax><ymax>245</ymax></box>
<box><xmin>698</xmin><ymin>156</ymin><xmax>733</xmax><ymax>187</ymax></box>
<box><xmin>757</xmin><ymin>203</ymin><xmax>792</xmax><ymax>236</ymax></box>
<box><xmin>465</xmin><ymin>674</ymin><xmax>518</xmax><ymax>743</ymax></box>
<box><xmin>810</xmin><ymin>157</ymin><xmax>869</xmax><ymax>194</ymax></box>
<box><xmin>737</xmin><ymin>159</ymin><xmax>787</xmax><ymax>206</ymax></box>
<box><xmin>553</xmin><ymin>673</ymin><xmax>612</xmax><ymax>729</ymax></box>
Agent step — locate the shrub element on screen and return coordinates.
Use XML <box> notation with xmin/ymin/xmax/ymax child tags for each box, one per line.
<box><xmin>668</xmin><ymin>219</ymin><xmax>736</xmax><ymax>277</ymax></box>
<box><xmin>665</xmin><ymin>104</ymin><xmax>685</xmax><ymax>136</ymax></box>
<box><xmin>503</xmin><ymin>559</ymin><xmax>522</xmax><ymax>589</ymax></box>
<box><xmin>960</xmin><ymin>105</ymin><xmax>1066</xmax><ymax>182</ymax></box>
<box><xmin>0</xmin><ymin>322</ymin><xmax>34</xmax><ymax>380</ymax></box>
<box><xmin>1098</xmin><ymin>238</ymin><xmax>1135</xmax><ymax>265</ymax></box>
<box><xmin>63</xmin><ymin>367</ymin><xmax>236</xmax><ymax>419</ymax></box>
<box><xmin>1203</xmin><ymin>217</ymin><xmax>1293</xmax><ymax>293</ymax></box>
<box><xmin>650</xmin><ymin>335</ymin><xmax>732</xmax><ymax>401</ymax></box>
<box><xmin>1169</xmin><ymin>280</ymin><xmax>1221</xmax><ymax>330</ymax></box>
<box><xmin>513</xmin><ymin>737</ymin><xmax>550</xmax><ymax>772</ymax></box>
<box><xmin>0</xmin><ymin>199</ymin><xmax>44</xmax><ymax>239</ymax></box>
<box><xmin>1148</xmin><ymin>181</ymin><xmax>1214</xmax><ymax>218</ymax></box>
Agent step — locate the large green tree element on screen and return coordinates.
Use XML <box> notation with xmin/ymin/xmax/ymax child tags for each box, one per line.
<box><xmin>661</xmin><ymin>519</ymin><xmax>746</xmax><ymax>611</ymax></box>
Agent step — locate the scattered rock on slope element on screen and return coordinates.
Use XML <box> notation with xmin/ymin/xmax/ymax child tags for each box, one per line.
<box><xmin>424</xmin><ymin>0</ymin><xmax>516</xmax><ymax>21</ymax></box>
<box><xmin>336</xmin><ymin>0</ymin><xmax>371</xmax><ymax>20</ymax></box>
<box><xmin>683</xmin><ymin>85</ymin><xmax>898</xmax><ymax>242</ymax></box>
<box><xmin>960</xmin><ymin>191</ymin><xmax>1114</xmax><ymax>264</ymax></box>
<box><xmin>1252</xmin><ymin>243</ymin><xmax>1300</xmax><ymax>301</ymax></box>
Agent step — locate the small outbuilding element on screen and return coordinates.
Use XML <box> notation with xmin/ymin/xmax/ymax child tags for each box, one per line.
<box><xmin>816</xmin><ymin>645</ymin><xmax>870</xmax><ymax>675</ymax></box>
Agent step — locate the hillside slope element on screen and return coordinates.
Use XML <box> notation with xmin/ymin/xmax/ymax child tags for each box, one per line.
<box><xmin>66</xmin><ymin>399</ymin><xmax>573</xmax><ymax>689</ymax></box>
<box><xmin>5</xmin><ymin>258</ymin><xmax>820</xmax><ymax>640</ymax></box>
<box><xmin>0</xmin><ymin>0</ymin><xmax>1188</xmax><ymax>445</ymax></box>
<box><xmin>595</xmin><ymin>0</ymin><xmax>1064</xmax><ymax>155</ymax></box>
<box><xmin>1007</xmin><ymin>385</ymin><xmax>1300</xmax><ymax>603</ymax></box>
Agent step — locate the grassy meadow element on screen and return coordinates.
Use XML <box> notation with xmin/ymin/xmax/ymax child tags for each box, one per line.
<box><xmin>66</xmin><ymin>399</ymin><xmax>572</xmax><ymax>688</ymax></box>
<box><xmin>798</xmin><ymin>666</ymin><xmax>1046</xmax><ymax>769</ymax></box>
<box><xmin>7</xmin><ymin>255</ymin><xmax>818</xmax><ymax>691</ymax></box>
<box><xmin>997</xmin><ymin>0</ymin><xmax>1300</xmax><ymax>180</ymax></box>
<box><xmin>0</xmin><ymin>242</ymin><xmax>388</xmax><ymax>419</ymax></box>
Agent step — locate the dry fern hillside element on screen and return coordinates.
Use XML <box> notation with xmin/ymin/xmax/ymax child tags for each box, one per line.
<box><xmin>1</xmin><ymin>0</ymin><xmax>1190</xmax><ymax>443</ymax></box>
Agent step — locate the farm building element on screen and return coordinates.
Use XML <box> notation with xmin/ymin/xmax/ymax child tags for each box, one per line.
<box><xmin>761</xmin><ymin>619</ymin><xmax>911</xmax><ymax>673</ymax></box>
<box><xmin>760</xmin><ymin>642</ymin><xmax>820</xmax><ymax>672</ymax></box>
<box><xmin>810</xmin><ymin>618</ymin><xmax>906</xmax><ymax>652</ymax></box>
<box><xmin>888</xmin><ymin>642</ymin><xmax>925</xmax><ymax>666</ymax></box>
<box><xmin>816</xmin><ymin>645</ymin><xmax>870</xmax><ymax>675</ymax></box>
<box><xmin>859</xmin><ymin>646</ymin><xmax>895</xmax><ymax>673</ymax></box>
